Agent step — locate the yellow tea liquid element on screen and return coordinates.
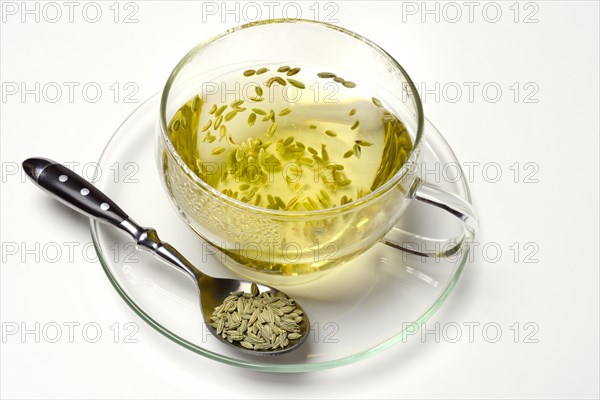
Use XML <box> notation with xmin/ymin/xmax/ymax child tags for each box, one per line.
<box><xmin>168</xmin><ymin>65</ymin><xmax>413</xmax><ymax>211</ymax></box>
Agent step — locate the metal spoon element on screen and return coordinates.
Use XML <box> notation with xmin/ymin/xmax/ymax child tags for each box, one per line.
<box><xmin>22</xmin><ymin>157</ymin><xmax>309</xmax><ymax>355</ymax></box>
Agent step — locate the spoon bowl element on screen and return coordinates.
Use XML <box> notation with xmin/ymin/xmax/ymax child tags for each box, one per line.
<box><xmin>198</xmin><ymin>276</ymin><xmax>309</xmax><ymax>354</ymax></box>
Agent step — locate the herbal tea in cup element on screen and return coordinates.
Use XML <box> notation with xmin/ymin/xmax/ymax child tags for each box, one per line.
<box><xmin>158</xmin><ymin>20</ymin><xmax>476</xmax><ymax>284</ymax></box>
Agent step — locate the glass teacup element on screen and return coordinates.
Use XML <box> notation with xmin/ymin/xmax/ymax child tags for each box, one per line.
<box><xmin>157</xmin><ymin>20</ymin><xmax>477</xmax><ymax>284</ymax></box>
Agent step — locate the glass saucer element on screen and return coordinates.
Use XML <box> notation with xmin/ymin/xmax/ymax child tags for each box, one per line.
<box><xmin>91</xmin><ymin>93</ymin><xmax>473</xmax><ymax>372</ymax></box>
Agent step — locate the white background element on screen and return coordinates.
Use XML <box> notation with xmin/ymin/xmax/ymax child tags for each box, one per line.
<box><xmin>1</xmin><ymin>1</ymin><xmax>599</xmax><ymax>398</ymax></box>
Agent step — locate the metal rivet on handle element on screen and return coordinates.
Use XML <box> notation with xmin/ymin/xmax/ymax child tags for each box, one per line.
<box><xmin>59</xmin><ymin>175</ymin><xmax>68</xmax><ymax>182</ymax></box>
<box><xmin>100</xmin><ymin>202</ymin><xmax>110</xmax><ymax>211</ymax></box>
<box><xmin>80</xmin><ymin>188</ymin><xmax>90</xmax><ymax>196</ymax></box>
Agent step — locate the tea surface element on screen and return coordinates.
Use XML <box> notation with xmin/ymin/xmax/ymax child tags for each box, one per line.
<box><xmin>168</xmin><ymin>65</ymin><xmax>413</xmax><ymax>211</ymax></box>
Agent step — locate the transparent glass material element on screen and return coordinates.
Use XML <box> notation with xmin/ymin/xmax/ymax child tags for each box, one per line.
<box><xmin>156</xmin><ymin>20</ymin><xmax>439</xmax><ymax>284</ymax></box>
<box><xmin>91</xmin><ymin>93</ymin><xmax>473</xmax><ymax>371</ymax></box>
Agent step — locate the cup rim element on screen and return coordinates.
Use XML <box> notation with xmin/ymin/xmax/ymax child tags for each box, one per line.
<box><xmin>159</xmin><ymin>19</ymin><xmax>424</xmax><ymax>217</ymax></box>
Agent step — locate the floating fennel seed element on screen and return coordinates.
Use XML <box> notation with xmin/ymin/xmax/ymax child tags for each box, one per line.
<box><xmin>292</xmin><ymin>180</ymin><xmax>305</xmax><ymax>192</ymax></box>
<box><xmin>299</xmin><ymin>157</ymin><xmax>315</xmax><ymax>166</ymax></box>
<box><xmin>239</xmin><ymin>183</ymin><xmax>251</xmax><ymax>191</ymax></box>
<box><xmin>248</xmin><ymin>186</ymin><xmax>259</xmax><ymax>198</ymax></box>
<box><xmin>267</xmin><ymin>76</ymin><xmax>287</xmax><ymax>87</ymax></box>
<box><xmin>234</xmin><ymin>148</ymin><xmax>244</xmax><ymax>162</ymax></box>
<box><xmin>267</xmin><ymin>122</ymin><xmax>278</xmax><ymax>137</ymax></box>
<box><xmin>248</xmin><ymin>113</ymin><xmax>257</xmax><ymax>127</ymax></box>
<box><xmin>319</xmin><ymin>189</ymin><xmax>331</xmax><ymax>201</ymax></box>
<box><xmin>351</xmin><ymin>120</ymin><xmax>360</xmax><ymax>130</ymax></box>
<box><xmin>209</xmin><ymin>104</ymin><xmax>217</xmax><ymax>114</ymax></box>
<box><xmin>214</xmin><ymin>115</ymin><xmax>224</xmax><ymax>129</ymax></box>
<box><xmin>262</xmin><ymin>110</ymin><xmax>275</xmax><ymax>122</ymax></box>
<box><xmin>243</xmin><ymin>69</ymin><xmax>256</xmax><ymax>76</ymax></box>
<box><xmin>201</xmin><ymin>120</ymin><xmax>212</xmax><ymax>132</ymax></box>
<box><xmin>325</xmin><ymin>130</ymin><xmax>337</xmax><ymax>137</ymax></box>
<box><xmin>275</xmin><ymin>196</ymin><xmax>286</xmax><ymax>210</ymax></box>
<box><xmin>230</xmin><ymin>99</ymin><xmax>244</xmax><ymax>108</ymax></box>
<box><xmin>317</xmin><ymin>72</ymin><xmax>337</xmax><ymax>78</ymax></box>
<box><xmin>307</xmin><ymin>146</ymin><xmax>318</xmax><ymax>155</ymax></box>
<box><xmin>219</xmin><ymin>125</ymin><xmax>227</xmax><ymax>140</ymax></box>
<box><xmin>355</xmin><ymin>140</ymin><xmax>373</xmax><ymax>146</ymax></box>
<box><xmin>180</xmin><ymin>117</ymin><xmax>188</xmax><ymax>129</ymax></box>
<box><xmin>289</xmin><ymin>165</ymin><xmax>303</xmax><ymax>175</ymax></box>
<box><xmin>307</xmin><ymin>196</ymin><xmax>319</xmax><ymax>210</ymax></box>
<box><xmin>309</xmin><ymin>124</ymin><xmax>317</xmax><ymax>130</ymax></box>
<box><xmin>274</xmin><ymin>140</ymin><xmax>286</xmax><ymax>153</ymax></box>
<box><xmin>343</xmin><ymin>150</ymin><xmax>354</xmax><ymax>158</ymax></box>
<box><xmin>253</xmin><ymin>86</ymin><xmax>263</xmax><ymax>97</ymax></box>
<box><xmin>278</xmin><ymin>108</ymin><xmax>292</xmax><ymax>116</ymax></box>
<box><xmin>249</xmin><ymin>96</ymin><xmax>264</xmax><ymax>102</ymax></box>
<box><xmin>252</xmin><ymin>108</ymin><xmax>267</xmax><ymax>115</ymax></box>
<box><xmin>172</xmin><ymin>120</ymin><xmax>180</xmax><ymax>131</ymax></box>
<box><xmin>342</xmin><ymin>81</ymin><xmax>357</xmax><ymax>88</ymax></box>
<box><xmin>256</xmin><ymin>67</ymin><xmax>269</xmax><ymax>75</ymax></box>
<box><xmin>283</xmin><ymin>136</ymin><xmax>294</xmax><ymax>146</ymax></box>
<box><xmin>316</xmin><ymin>193</ymin><xmax>329</xmax><ymax>208</ymax></box>
<box><xmin>353</xmin><ymin>144</ymin><xmax>362</xmax><ymax>158</ymax></box>
<box><xmin>211</xmin><ymin>147</ymin><xmax>226</xmax><ymax>155</ymax></box>
<box><xmin>224</xmin><ymin>110</ymin><xmax>238</xmax><ymax>122</ymax></box>
<box><xmin>191</xmin><ymin>95</ymin><xmax>201</xmax><ymax>112</ymax></box>
<box><xmin>287</xmin><ymin>195</ymin><xmax>300</xmax><ymax>210</ymax></box>
<box><xmin>372</xmin><ymin>97</ymin><xmax>383</xmax><ymax>107</ymax></box>
<box><xmin>326</xmin><ymin>164</ymin><xmax>344</xmax><ymax>171</ymax></box>
<box><xmin>275</xmin><ymin>141</ymin><xmax>284</xmax><ymax>152</ymax></box>
<box><xmin>303</xmin><ymin>200</ymin><xmax>316</xmax><ymax>211</ymax></box>
<box><xmin>313</xmin><ymin>155</ymin><xmax>324</xmax><ymax>164</ymax></box>
<box><xmin>226</xmin><ymin>136</ymin><xmax>236</xmax><ymax>146</ymax></box>
<box><xmin>333</xmin><ymin>77</ymin><xmax>345</xmax><ymax>83</ymax></box>
<box><xmin>287</xmin><ymin>78</ymin><xmax>305</xmax><ymax>89</ymax></box>
<box><xmin>215</xmin><ymin>105</ymin><xmax>227</xmax><ymax>117</ymax></box>
<box><xmin>286</xmin><ymin>67</ymin><xmax>301</xmax><ymax>76</ymax></box>
<box><xmin>349</xmin><ymin>108</ymin><xmax>357</xmax><ymax>116</ymax></box>
<box><xmin>321</xmin><ymin>147</ymin><xmax>330</xmax><ymax>163</ymax></box>
<box><xmin>277</xmin><ymin>65</ymin><xmax>291</xmax><ymax>72</ymax></box>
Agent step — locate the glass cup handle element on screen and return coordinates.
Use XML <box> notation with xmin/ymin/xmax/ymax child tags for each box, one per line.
<box><xmin>381</xmin><ymin>177</ymin><xmax>479</xmax><ymax>257</ymax></box>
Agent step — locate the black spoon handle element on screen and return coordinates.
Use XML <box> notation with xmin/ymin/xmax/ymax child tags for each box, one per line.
<box><xmin>22</xmin><ymin>157</ymin><xmax>129</xmax><ymax>226</ymax></box>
